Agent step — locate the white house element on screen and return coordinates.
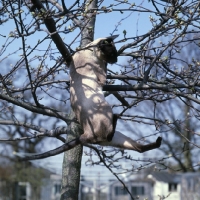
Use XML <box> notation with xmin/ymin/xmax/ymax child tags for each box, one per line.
<box><xmin>109</xmin><ymin>171</ymin><xmax>182</xmax><ymax>200</ymax></box>
<box><xmin>180</xmin><ymin>172</ymin><xmax>200</xmax><ymax>200</ymax></box>
<box><xmin>148</xmin><ymin>172</ymin><xmax>181</xmax><ymax>200</ymax></box>
<box><xmin>1</xmin><ymin>164</ymin><xmax>199</xmax><ymax>200</ymax></box>
<box><xmin>39</xmin><ymin>170</ymin><xmax>200</xmax><ymax>200</ymax></box>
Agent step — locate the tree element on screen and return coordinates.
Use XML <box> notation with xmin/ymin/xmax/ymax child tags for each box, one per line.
<box><xmin>1</xmin><ymin>0</ymin><xmax>200</xmax><ymax>200</ymax></box>
<box><xmin>0</xmin><ymin>94</ymin><xmax>60</xmax><ymax>199</ymax></box>
<box><xmin>124</xmin><ymin>32</ymin><xmax>200</xmax><ymax>172</ymax></box>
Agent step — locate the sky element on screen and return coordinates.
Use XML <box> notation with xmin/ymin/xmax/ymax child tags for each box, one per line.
<box><xmin>47</xmin><ymin>1</ymin><xmax>163</xmax><ymax>178</ymax></box>
<box><xmin>1</xmin><ymin>0</ymin><xmax>169</xmax><ymax>181</ymax></box>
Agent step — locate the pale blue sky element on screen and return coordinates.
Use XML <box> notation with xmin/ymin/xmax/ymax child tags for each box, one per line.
<box><xmin>1</xmin><ymin>0</ymin><xmax>168</xmax><ymax>179</ymax></box>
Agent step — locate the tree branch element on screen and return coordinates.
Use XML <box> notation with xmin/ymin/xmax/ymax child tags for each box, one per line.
<box><xmin>0</xmin><ymin>93</ymin><xmax>73</xmax><ymax>123</ymax></box>
<box><xmin>31</xmin><ymin>0</ymin><xmax>72</xmax><ymax>65</ymax></box>
<box><xmin>0</xmin><ymin>120</ymin><xmax>67</xmax><ymax>143</ymax></box>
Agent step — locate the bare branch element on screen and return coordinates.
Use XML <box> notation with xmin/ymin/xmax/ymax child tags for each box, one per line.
<box><xmin>30</xmin><ymin>0</ymin><xmax>72</xmax><ymax>65</ymax></box>
<box><xmin>0</xmin><ymin>93</ymin><xmax>72</xmax><ymax>123</ymax></box>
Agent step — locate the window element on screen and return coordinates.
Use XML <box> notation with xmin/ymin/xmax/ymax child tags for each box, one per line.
<box><xmin>131</xmin><ymin>186</ymin><xmax>145</xmax><ymax>196</ymax></box>
<box><xmin>187</xmin><ymin>179</ymin><xmax>194</xmax><ymax>192</ymax></box>
<box><xmin>18</xmin><ymin>183</ymin><xmax>27</xmax><ymax>200</ymax></box>
<box><xmin>168</xmin><ymin>183</ymin><xmax>177</xmax><ymax>192</ymax></box>
<box><xmin>54</xmin><ymin>183</ymin><xmax>61</xmax><ymax>195</ymax></box>
<box><xmin>115</xmin><ymin>186</ymin><xmax>128</xmax><ymax>196</ymax></box>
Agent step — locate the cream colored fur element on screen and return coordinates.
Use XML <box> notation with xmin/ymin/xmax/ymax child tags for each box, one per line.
<box><xmin>70</xmin><ymin>38</ymin><xmax>113</xmax><ymax>143</ymax></box>
<box><xmin>70</xmin><ymin>38</ymin><xmax>162</xmax><ymax>152</ymax></box>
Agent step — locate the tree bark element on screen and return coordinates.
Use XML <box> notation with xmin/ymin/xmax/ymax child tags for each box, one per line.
<box><xmin>183</xmin><ymin>99</ymin><xmax>194</xmax><ymax>172</ymax></box>
<box><xmin>60</xmin><ymin>110</ymin><xmax>83</xmax><ymax>200</ymax></box>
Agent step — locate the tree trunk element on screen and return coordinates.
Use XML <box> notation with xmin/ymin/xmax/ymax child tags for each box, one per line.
<box><xmin>60</xmin><ymin>110</ymin><xmax>83</xmax><ymax>200</ymax></box>
<box><xmin>183</xmin><ymin>99</ymin><xmax>194</xmax><ymax>171</ymax></box>
<box><xmin>60</xmin><ymin>1</ymin><xmax>97</xmax><ymax>199</ymax></box>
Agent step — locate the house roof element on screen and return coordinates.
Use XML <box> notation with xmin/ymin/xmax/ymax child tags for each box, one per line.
<box><xmin>149</xmin><ymin>171</ymin><xmax>181</xmax><ymax>183</ymax></box>
<box><xmin>130</xmin><ymin>177</ymin><xmax>155</xmax><ymax>183</ymax></box>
